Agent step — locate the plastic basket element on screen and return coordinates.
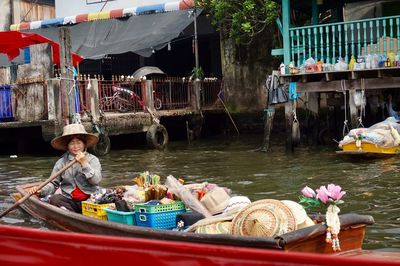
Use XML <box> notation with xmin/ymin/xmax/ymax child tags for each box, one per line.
<box><xmin>105</xmin><ymin>208</ymin><xmax>136</xmax><ymax>225</ymax></box>
<box><xmin>135</xmin><ymin>201</ymin><xmax>185</xmax><ymax>213</ymax></box>
<box><xmin>135</xmin><ymin>201</ymin><xmax>186</xmax><ymax>229</ymax></box>
<box><xmin>82</xmin><ymin>201</ymin><xmax>114</xmax><ymax>220</ymax></box>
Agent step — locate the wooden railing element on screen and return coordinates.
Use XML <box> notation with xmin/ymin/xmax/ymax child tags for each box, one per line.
<box><xmin>289</xmin><ymin>15</ymin><xmax>400</xmax><ymax>66</ymax></box>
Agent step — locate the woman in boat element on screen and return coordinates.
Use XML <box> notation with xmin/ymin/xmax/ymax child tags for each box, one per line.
<box><xmin>29</xmin><ymin>123</ymin><xmax>102</xmax><ymax>213</ymax></box>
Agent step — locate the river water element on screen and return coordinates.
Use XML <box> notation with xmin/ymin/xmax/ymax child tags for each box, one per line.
<box><xmin>0</xmin><ymin>134</ymin><xmax>399</xmax><ymax>251</ymax></box>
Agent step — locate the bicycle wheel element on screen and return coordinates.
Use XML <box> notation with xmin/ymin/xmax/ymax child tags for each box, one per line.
<box><xmin>154</xmin><ymin>97</ymin><xmax>162</xmax><ymax>110</ymax></box>
<box><xmin>114</xmin><ymin>99</ymin><xmax>130</xmax><ymax>112</ymax></box>
<box><xmin>100</xmin><ymin>97</ymin><xmax>113</xmax><ymax>111</ymax></box>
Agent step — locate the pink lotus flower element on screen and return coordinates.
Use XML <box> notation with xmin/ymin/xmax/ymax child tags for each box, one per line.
<box><xmin>327</xmin><ymin>184</ymin><xmax>346</xmax><ymax>201</ymax></box>
<box><xmin>316</xmin><ymin>185</ymin><xmax>331</xmax><ymax>204</ymax></box>
<box><xmin>301</xmin><ymin>186</ymin><xmax>316</xmax><ymax>198</ymax></box>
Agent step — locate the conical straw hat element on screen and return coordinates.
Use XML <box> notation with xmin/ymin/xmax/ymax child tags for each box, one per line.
<box><xmin>230</xmin><ymin>199</ymin><xmax>296</xmax><ymax>237</ymax></box>
<box><xmin>51</xmin><ymin>123</ymin><xmax>99</xmax><ymax>151</ymax></box>
<box><xmin>281</xmin><ymin>200</ymin><xmax>308</xmax><ymax>226</ymax></box>
<box><xmin>195</xmin><ymin>221</ymin><xmax>232</xmax><ymax>235</ymax></box>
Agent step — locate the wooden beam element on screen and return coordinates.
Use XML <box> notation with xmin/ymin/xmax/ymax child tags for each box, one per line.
<box><xmin>282</xmin><ymin>0</ymin><xmax>291</xmax><ymax>67</ymax></box>
<box><xmin>285</xmin><ymin>100</ymin><xmax>294</xmax><ymax>152</ymax></box>
<box><xmin>296</xmin><ymin>77</ymin><xmax>400</xmax><ymax>92</ymax></box>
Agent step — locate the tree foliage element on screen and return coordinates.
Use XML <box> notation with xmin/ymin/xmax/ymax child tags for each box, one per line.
<box><xmin>198</xmin><ymin>0</ymin><xmax>278</xmax><ymax>45</ymax></box>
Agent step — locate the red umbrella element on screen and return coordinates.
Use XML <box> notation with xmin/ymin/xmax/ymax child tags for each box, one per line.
<box><xmin>0</xmin><ymin>31</ymin><xmax>83</xmax><ymax>66</ymax></box>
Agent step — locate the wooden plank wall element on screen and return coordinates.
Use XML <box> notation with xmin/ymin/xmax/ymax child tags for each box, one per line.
<box><xmin>13</xmin><ymin>0</ymin><xmax>55</xmax><ymax>23</ymax></box>
<box><xmin>13</xmin><ymin>43</ymin><xmax>52</xmax><ymax>122</ymax></box>
<box><xmin>0</xmin><ymin>69</ymin><xmax>10</xmax><ymax>85</ymax></box>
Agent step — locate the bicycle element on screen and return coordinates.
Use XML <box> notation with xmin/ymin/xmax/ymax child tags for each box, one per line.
<box><xmin>100</xmin><ymin>85</ymin><xmax>162</xmax><ymax>112</ymax></box>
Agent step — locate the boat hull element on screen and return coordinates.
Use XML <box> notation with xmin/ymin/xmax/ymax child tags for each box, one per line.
<box><xmin>11</xmin><ymin>183</ymin><xmax>374</xmax><ymax>254</ymax></box>
<box><xmin>337</xmin><ymin>142</ymin><xmax>400</xmax><ymax>158</ymax></box>
<box><xmin>1</xmin><ymin>224</ymin><xmax>399</xmax><ymax>266</ymax></box>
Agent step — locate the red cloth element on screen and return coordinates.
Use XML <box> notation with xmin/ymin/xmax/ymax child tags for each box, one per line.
<box><xmin>71</xmin><ymin>186</ymin><xmax>89</xmax><ymax>201</ymax></box>
<box><xmin>0</xmin><ymin>31</ymin><xmax>83</xmax><ymax>66</ymax></box>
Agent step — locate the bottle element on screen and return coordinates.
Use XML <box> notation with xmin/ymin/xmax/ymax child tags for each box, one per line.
<box><xmin>349</xmin><ymin>56</ymin><xmax>356</xmax><ymax>70</ymax></box>
<box><xmin>280</xmin><ymin>63</ymin><xmax>286</xmax><ymax>75</ymax></box>
<box><xmin>316</xmin><ymin>60</ymin><xmax>323</xmax><ymax>72</ymax></box>
<box><xmin>365</xmin><ymin>54</ymin><xmax>371</xmax><ymax>69</ymax></box>
<box><xmin>372</xmin><ymin>54</ymin><xmax>379</xmax><ymax>69</ymax></box>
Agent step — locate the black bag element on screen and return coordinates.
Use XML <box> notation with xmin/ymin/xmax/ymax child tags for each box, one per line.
<box><xmin>115</xmin><ymin>200</ymin><xmax>131</xmax><ymax>212</ymax></box>
<box><xmin>176</xmin><ymin>211</ymin><xmax>205</xmax><ymax>229</ymax></box>
<box><xmin>267</xmin><ymin>75</ymin><xmax>289</xmax><ymax>105</ymax></box>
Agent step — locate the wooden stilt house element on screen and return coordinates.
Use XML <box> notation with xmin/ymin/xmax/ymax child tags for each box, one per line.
<box><xmin>270</xmin><ymin>0</ymin><xmax>400</xmax><ymax>150</ymax></box>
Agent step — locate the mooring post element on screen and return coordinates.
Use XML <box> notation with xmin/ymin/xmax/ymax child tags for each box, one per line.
<box><xmin>261</xmin><ymin>107</ymin><xmax>275</xmax><ymax>152</ymax></box>
<box><xmin>285</xmin><ymin>100</ymin><xmax>294</xmax><ymax>152</ymax></box>
<box><xmin>191</xmin><ymin>80</ymin><xmax>201</xmax><ymax>111</ymax></box>
<box><xmin>58</xmin><ymin>27</ymin><xmax>74</xmax><ymax>125</ymax></box>
<box><xmin>348</xmin><ymin>89</ymin><xmax>359</xmax><ymax>129</ymax></box>
<box><xmin>144</xmin><ymin>80</ymin><xmax>155</xmax><ymax>112</ymax></box>
<box><xmin>89</xmin><ymin>78</ymin><xmax>100</xmax><ymax>124</ymax></box>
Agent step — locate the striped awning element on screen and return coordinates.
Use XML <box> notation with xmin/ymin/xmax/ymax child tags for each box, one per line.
<box><xmin>10</xmin><ymin>0</ymin><xmax>194</xmax><ymax>31</ymax></box>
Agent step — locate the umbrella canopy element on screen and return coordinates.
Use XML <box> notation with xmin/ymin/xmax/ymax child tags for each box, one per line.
<box><xmin>0</xmin><ymin>31</ymin><xmax>83</xmax><ymax>66</ymax></box>
<box><xmin>132</xmin><ymin>66</ymin><xmax>165</xmax><ymax>78</ymax></box>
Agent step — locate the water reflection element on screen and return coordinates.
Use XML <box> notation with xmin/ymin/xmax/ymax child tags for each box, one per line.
<box><xmin>0</xmin><ymin>134</ymin><xmax>399</xmax><ymax>250</ymax></box>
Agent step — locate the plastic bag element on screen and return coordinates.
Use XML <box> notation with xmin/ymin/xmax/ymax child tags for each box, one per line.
<box><xmin>334</xmin><ymin>58</ymin><xmax>348</xmax><ymax>71</ymax></box>
<box><xmin>165</xmin><ymin>175</ymin><xmax>212</xmax><ymax>218</ymax></box>
<box><xmin>267</xmin><ymin>75</ymin><xmax>289</xmax><ymax>105</ymax></box>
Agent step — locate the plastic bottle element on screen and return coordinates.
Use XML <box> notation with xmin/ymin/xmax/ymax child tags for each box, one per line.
<box><xmin>349</xmin><ymin>56</ymin><xmax>356</xmax><ymax>70</ymax></box>
<box><xmin>365</xmin><ymin>54</ymin><xmax>371</xmax><ymax>69</ymax></box>
<box><xmin>280</xmin><ymin>63</ymin><xmax>286</xmax><ymax>75</ymax></box>
<box><xmin>372</xmin><ymin>54</ymin><xmax>379</xmax><ymax>69</ymax></box>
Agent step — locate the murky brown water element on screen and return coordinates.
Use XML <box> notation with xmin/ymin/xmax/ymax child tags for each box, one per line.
<box><xmin>0</xmin><ymin>134</ymin><xmax>399</xmax><ymax>250</ymax></box>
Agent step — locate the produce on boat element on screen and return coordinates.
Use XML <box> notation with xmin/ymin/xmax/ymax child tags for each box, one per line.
<box><xmin>8</xmin><ymin>172</ymin><xmax>377</xmax><ymax>255</ymax></box>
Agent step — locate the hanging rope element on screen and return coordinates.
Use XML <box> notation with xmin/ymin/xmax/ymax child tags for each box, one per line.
<box><xmin>357</xmin><ymin>78</ymin><xmax>366</xmax><ymax>128</ymax></box>
<box><xmin>292</xmin><ymin>101</ymin><xmax>301</xmax><ymax>145</ymax></box>
<box><xmin>341</xmin><ymin>80</ymin><xmax>349</xmax><ymax>137</ymax></box>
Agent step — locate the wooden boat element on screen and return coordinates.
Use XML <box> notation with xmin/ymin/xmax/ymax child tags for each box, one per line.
<box><xmin>336</xmin><ymin>142</ymin><xmax>400</xmax><ymax>158</ymax></box>
<box><xmin>9</xmin><ymin>182</ymin><xmax>375</xmax><ymax>255</ymax></box>
<box><xmin>1</xmin><ymin>224</ymin><xmax>399</xmax><ymax>266</ymax></box>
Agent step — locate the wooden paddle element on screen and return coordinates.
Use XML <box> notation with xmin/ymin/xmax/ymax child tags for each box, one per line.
<box><xmin>0</xmin><ymin>159</ymin><xmax>77</xmax><ymax>218</ymax></box>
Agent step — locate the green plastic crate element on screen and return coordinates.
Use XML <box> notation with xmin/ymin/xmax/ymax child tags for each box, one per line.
<box><xmin>105</xmin><ymin>208</ymin><xmax>136</xmax><ymax>225</ymax></box>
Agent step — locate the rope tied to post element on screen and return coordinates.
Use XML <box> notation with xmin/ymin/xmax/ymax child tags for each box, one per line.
<box><xmin>357</xmin><ymin>78</ymin><xmax>366</xmax><ymax>128</ymax></box>
<box><xmin>341</xmin><ymin>80</ymin><xmax>349</xmax><ymax>137</ymax></box>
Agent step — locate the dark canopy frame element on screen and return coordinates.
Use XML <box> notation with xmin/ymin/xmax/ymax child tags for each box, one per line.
<box><xmin>30</xmin><ymin>9</ymin><xmax>200</xmax><ymax>60</ymax></box>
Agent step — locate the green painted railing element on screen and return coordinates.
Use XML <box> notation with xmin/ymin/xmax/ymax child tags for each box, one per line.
<box><xmin>289</xmin><ymin>15</ymin><xmax>400</xmax><ymax>66</ymax></box>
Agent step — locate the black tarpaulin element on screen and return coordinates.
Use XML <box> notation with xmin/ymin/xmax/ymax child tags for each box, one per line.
<box><xmin>30</xmin><ymin>9</ymin><xmax>200</xmax><ymax>59</ymax></box>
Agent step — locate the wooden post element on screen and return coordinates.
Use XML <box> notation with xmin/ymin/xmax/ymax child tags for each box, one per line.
<box><xmin>282</xmin><ymin>0</ymin><xmax>291</xmax><ymax>67</ymax></box>
<box><xmin>349</xmin><ymin>90</ymin><xmax>358</xmax><ymax>129</ymax></box>
<box><xmin>47</xmin><ymin>78</ymin><xmax>62</xmax><ymax>122</ymax></box>
<box><xmin>144</xmin><ymin>80</ymin><xmax>154</xmax><ymax>112</ymax></box>
<box><xmin>285</xmin><ymin>100</ymin><xmax>294</xmax><ymax>152</ymax></box>
<box><xmin>191</xmin><ymin>80</ymin><xmax>201</xmax><ymax>111</ymax></box>
<box><xmin>89</xmin><ymin>79</ymin><xmax>100</xmax><ymax>124</ymax></box>
<box><xmin>58</xmin><ymin>27</ymin><xmax>74</xmax><ymax>125</ymax></box>
<box><xmin>261</xmin><ymin>107</ymin><xmax>275</xmax><ymax>152</ymax></box>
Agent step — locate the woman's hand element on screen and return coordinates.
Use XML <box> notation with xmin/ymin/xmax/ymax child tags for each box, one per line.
<box><xmin>28</xmin><ymin>186</ymin><xmax>40</xmax><ymax>196</ymax></box>
<box><xmin>75</xmin><ymin>151</ymin><xmax>88</xmax><ymax>167</ymax></box>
